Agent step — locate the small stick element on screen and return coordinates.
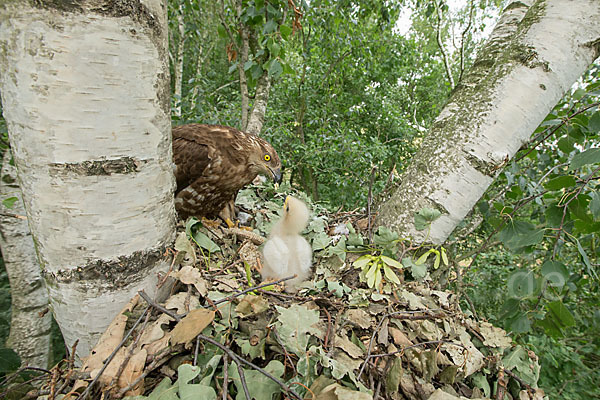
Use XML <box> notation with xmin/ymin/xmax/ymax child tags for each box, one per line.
<box><xmin>322</xmin><ymin>307</ymin><xmax>332</xmax><ymax>349</ymax></box>
<box><xmin>194</xmin><ymin>336</ymin><xmax>201</xmax><ymax>367</ymax></box>
<box><xmin>139</xmin><ymin>291</ymin><xmax>181</xmax><ymax>321</ymax></box>
<box><xmin>116</xmin><ymin>345</ymin><xmax>184</xmax><ymax>398</ymax></box>
<box><xmin>358</xmin><ymin>309</ymin><xmax>443</xmax><ymax>379</ymax></box>
<box><xmin>79</xmin><ymin>306</ymin><xmax>150</xmax><ymax>400</ymax></box>
<box><xmin>367</xmin><ymin>339</ymin><xmax>468</xmax><ymax>360</ymax></box>
<box><xmin>212</xmin><ymin>275</ymin><xmax>296</xmax><ymax>306</ymax></box>
<box><xmin>197</xmin><ymin>334</ymin><xmax>302</xmax><ymax>400</ymax></box>
<box><xmin>222</xmin><ymin>354</ymin><xmax>229</xmax><ymax>400</ymax></box>
<box><xmin>236</xmin><ymin>364</ymin><xmax>251</xmax><ymax>400</ymax></box>
<box><xmin>504</xmin><ymin>368</ymin><xmax>535</xmax><ymax>393</ymax></box>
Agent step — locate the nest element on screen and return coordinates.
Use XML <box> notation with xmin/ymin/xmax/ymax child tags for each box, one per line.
<box><xmin>13</xmin><ymin>188</ymin><xmax>545</xmax><ymax>400</ymax></box>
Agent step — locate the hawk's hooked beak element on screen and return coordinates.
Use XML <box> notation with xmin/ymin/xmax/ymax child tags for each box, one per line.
<box><xmin>268</xmin><ymin>167</ymin><xmax>282</xmax><ymax>185</ymax></box>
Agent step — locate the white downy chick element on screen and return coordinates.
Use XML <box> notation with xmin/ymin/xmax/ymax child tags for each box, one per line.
<box><xmin>261</xmin><ymin>196</ymin><xmax>312</xmax><ymax>292</ymax></box>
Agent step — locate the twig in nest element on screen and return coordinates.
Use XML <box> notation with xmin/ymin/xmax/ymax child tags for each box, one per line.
<box><xmin>368</xmin><ymin>339</ymin><xmax>468</xmax><ymax>360</ymax></box>
<box><xmin>272</xmin><ymin>328</ymin><xmax>297</xmax><ymax>376</ymax></box>
<box><xmin>52</xmin><ymin>340</ymin><xmax>79</xmax><ymax>399</ymax></box>
<box><xmin>139</xmin><ymin>291</ymin><xmax>180</xmax><ymax>321</ymax></box>
<box><xmin>197</xmin><ymin>334</ymin><xmax>303</xmax><ymax>400</ymax></box>
<box><xmin>236</xmin><ymin>364</ymin><xmax>251</xmax><ymax>400</ymax></box>
<box><xmin>116</xmin><ymin>344</ymin><xmax>185</xmax><ymax>398</ymax></box>
<box><xmin>322</xmin><ymin>307</ymin><xmax>332</xmax><ymax>349</ymax></box>
<box><xmin>358</xmin><ymin>309</ymin><xmax>443</xmax><ymax>379</ymax></box>
<box><xmin>79</xmin><ymin>306</ymin><xmax>150</xmax><ymax>400</ymax></box>
<box><xmin>212</xmin><ymin>275</ymin><xmax>297</xmax><ymax>306</ymax></box>
<box><xmin>222</xmin><ymin>354</ymin><xmax>229</xmax><ymax>400</ymax></box>
<box><xmin>110</xmin><ymin>309</ymin><xmax>152</xmax><ymax>391</ymax></box>
<box><xmin>224</xmin><ymin>227</ymin><xmax>265</xmax><ymax>245</ymax></box>
<box><xmin>504</xmin><ymin>367</ymin><xmax>535</xmax><ymax>393</ymax></box>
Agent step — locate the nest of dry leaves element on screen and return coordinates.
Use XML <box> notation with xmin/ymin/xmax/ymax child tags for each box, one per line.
<box><xmin>19</xmin><ymin>185</ymin><xmax>546</xmax><ymax>400</ymax></box>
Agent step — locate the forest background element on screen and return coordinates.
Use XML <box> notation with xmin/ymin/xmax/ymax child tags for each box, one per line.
<box><xmin>0</xmin><ymin>0</ymin><xmax>598</xmax><ymax>399</ymax></box>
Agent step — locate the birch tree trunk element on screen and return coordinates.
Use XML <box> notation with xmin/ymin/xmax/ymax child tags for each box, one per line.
<box><xmin>173</xmin><ymin>0</ymin><xmax>185</xmax><ymax>118</ymax></box>
<box><xmin>0</xmin><ymin>0</ymin><xmax>176</xmax><ymax>360</ymax></box>
<box><xmin>376</xmin><ymin>0</ymin><xmax>600</xmax><ymax>244</ymax></box>
<box><xmin>245</xmin><ymin>73</ymin><xmax>272</xmax><ymax>135</ymax></box>
<box><xmin>0</xmin><ymin>151</ymin><xmax>51</xmax><ymax>368</ymax></box>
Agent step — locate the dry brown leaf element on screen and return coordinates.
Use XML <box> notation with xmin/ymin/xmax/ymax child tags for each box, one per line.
<box><xmin>345</xmin><ymin>308</ymin><xmax>372</xmax><ymax>329</ymax></box>
<box><xmin>139</xmin><ymin>314</ymin><xmax>173</xmax><ymax>347</ymax></box>
<box><xmin>333</xmin><ymin>335</ymin><xmax>364</xmax><ymax>359</ymax></box>
<box><xmin>235</xmin><ymin>294</ymin><xmax>269</xmax><ymax>317</ymax></box>
<box><xmin>81</xmin><ymin>295</ymin><xmax>139</xmax><ymax>373</ymax></box>
<box><xmin>238</xmin><ymin>241</ymin><xmax>261</xmax><ymax>270</ymax></box>
<box><xmin>165</xmin><ymin>292</ymin><xmax>200</xmax><ymax>314</ymax></box>
<box><xmin>171</xmin><ymin>308</ymin><xmax>215</xmax><ymax>346</ymax></box>
<box><xmin>214</xmin><ymin>276</ymin><xmax>239</xmax><ymax>292</ymax></box>
<box><xmin>389</xmin><ymin>327</ymin><xmax>413</xmax><ymax>347</ymax></box>
<box><xmin>377</xmin><ymin>318</ymin><xmax>389</xmax><ymax>346</ymax></box>
<box><xmin>176</xmin><ymin>265</ymin><xmax>209</xmax><ymax>296</ymax></box>
<box><xmin>143</xmin><ymin>332</ymin><xmax>172</xmax><ymax>357</ymax></box>
<box><xmin>89</xmin><ymin>347</ymin><xmax>127</xmax><ymax>384</ymax></box>
<box><xmin>119</xmin><ymin>348</ymin><xmax>147</xmax><ymax>396</ymax></box>
<box><xmin>478</xmin><ymin>322</ymin><xmax>512</xmax><ymax>349</ymax></box>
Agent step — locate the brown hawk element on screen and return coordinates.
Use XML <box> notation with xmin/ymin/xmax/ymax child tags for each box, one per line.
<box><xmin>172</xmin><ymin>124</ymin><xmax>282</xmax><ymax>221</ymax></box>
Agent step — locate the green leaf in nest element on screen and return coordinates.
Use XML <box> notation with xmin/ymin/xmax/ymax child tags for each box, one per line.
<box><xmin>311</xmin><ymin>231</ymin><xmax>330</xmax><ymax>251</ymax></box>
<box><xmin>193</xmin><ymin>231</ymin><xmax>220</xmax><ymax>253</ymax></box>
<box><xmin>373</xmin><ymin>226</ymin><xmax>398</xmax><ymax>245</ymax></box>
<box><xmin>414</xmin><ymin>207</ymin><xmax>442</xmax><ymax>231</ymax></box>
<box><xmin>275</xmin><ymin>304</ymin><xmax>320</xmax><ymax>356</ymax></box>
<box><xmin>352</xmin><ymin>254</ymin><xmax>372</xmax><ymax>269</ymax></box>
<box><xmin>383</xmin><ymin>265</ymin><xmax>401</xmax><ymax>285</ymax></box>
<box><xmin>380</xmin><ymin>255</ymin><xmax>402</xmax><ymax>269</ymax></box>
<box><xmin>229</xmin><ymin>360</ymin><xmax>284</xmax><ymax>400</ymax></box>
<box><xmin>403</xmin><ymin>257</ymin><xmax>427</xmax><ymax>280</ymax></box>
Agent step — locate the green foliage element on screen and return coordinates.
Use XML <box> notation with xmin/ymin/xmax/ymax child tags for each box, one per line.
<box><xmin>353</xmin><ymin>254</ymin><xmax>402</xmax><ymax>288</ymax></box>
<box><xmin>459</xmin><ymin>64</ymin><xmax>600</xmax><ymax>399</ymax></box>
<box><xmin>185</xmin><ymin>217</ymin><xmax>221</xmax><ymax>254</ymax></box>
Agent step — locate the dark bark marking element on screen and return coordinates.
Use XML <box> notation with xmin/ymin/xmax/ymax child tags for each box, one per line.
<box><xmin>49</xmin><ymin>157</ymin><xmax>148</xmax><ymax>176</ymax></box>
<box><xmin>30</xmin><ymin>0</ymin><xmax>161</xmax><ymax>37</ymax></box>
<box><xmin>45</xmin><ymin>245</ymin><xmax>168</xmax><ymax>288</ymax></box>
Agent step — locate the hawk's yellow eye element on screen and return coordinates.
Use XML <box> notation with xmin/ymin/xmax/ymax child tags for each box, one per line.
<box><xmin>264</xmin><ymin>154</ymin><xmax>271</xmax><ymax>161</ymax></box>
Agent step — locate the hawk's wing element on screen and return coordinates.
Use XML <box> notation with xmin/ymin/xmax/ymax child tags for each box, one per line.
<box><xmin>172</xmin><ymin>127</ymin><xmax>211</xmax><ymax>195</ymax></box>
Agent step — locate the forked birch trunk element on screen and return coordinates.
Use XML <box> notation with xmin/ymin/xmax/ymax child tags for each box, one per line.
<box><xmin>0</xmin><ymin>151</ymin><xmax>51</xmax><ymax>368</ymax></box>
<box><xmin>376</xmin><ymin>0</ymin><xmax>600</xmax><ymax>244</ymax></box>
<box><xmin>0</xmin><ymin>0</ymin><xmax>176</xmax><ymax>359</ymax></box>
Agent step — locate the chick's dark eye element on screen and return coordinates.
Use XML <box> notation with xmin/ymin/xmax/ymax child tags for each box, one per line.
<box><xmin>264</xmin><ymin>154</ymin><xmax>271</xmax><ymax>162</ymax></box>
<box><xmin>286</xmin><ymin>206</ymin><xmax>289</xmax><ymax>212</ymax></box>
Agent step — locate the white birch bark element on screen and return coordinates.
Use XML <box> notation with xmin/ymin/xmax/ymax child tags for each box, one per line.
<box><xmin>245</xmin><ymin>73</ymin><xmax>271</xmax><ymax>135</ymax></box>
<box><xmin>173</xmin><ymin>0</ymin><xmax>185</xmax><ymax>118</ymax></box>
<box><xmin>0</xmin><ymin>0</ymin><xmax>176</xmax><ymax>359</ymax></box>
<box><xmin>0</xmin><ymin>151</ymin><xmax>51</xmax><ymax>368</ymax></box>
<box><xmin>376</xmin><ymin>0</ymin><xmax>600</xmax><ymax>244</ymax></box>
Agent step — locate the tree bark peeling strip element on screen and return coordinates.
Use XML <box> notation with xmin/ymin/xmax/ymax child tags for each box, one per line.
<box><xmin>49</xmin><ymin>157</ymin><xmax>148</xmax><ymax>176</ymax></box>
<box><xmin>44</xmin><ymin>245</ymin><xmax>168</xmax><ymax>286</ymax></box>
<box><xmin>30</xmin><ymin>0</ymin><xmax>162</xmax><ymax>37</ymax></box>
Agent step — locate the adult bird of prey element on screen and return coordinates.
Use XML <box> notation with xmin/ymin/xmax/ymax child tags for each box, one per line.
<box><xmin>172</xmin><ymin>124</ymin><xmax>282</xmax><ymax>222</ymax></box>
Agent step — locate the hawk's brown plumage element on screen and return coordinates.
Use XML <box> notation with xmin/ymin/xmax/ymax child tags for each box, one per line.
<box><xmin>172</xmin><ymin>124</ymin><xmax>282</xmax><ymax>220</ymax></box>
